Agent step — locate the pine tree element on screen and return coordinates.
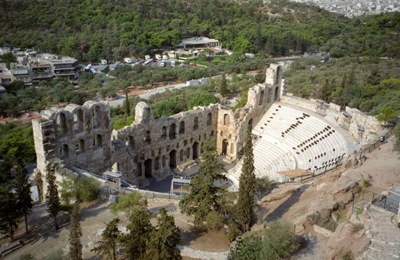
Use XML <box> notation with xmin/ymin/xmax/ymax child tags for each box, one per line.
<box><xmin>92</xmin><ymin>217</ymin><xmax>121</xmax><ymax>260</ymax></box>
<box><xmin>0</xmin><ymin>185</ymin><xmax>20</xmax><ymax>240</ymax></box>
<box><xmin>69</xmin><ymin>203</ymin><xmax>82</xmax><ymax>260</ymax></box>
<box><xmin>144</xmin><ymin>208</ymin><xmax>182</xmax><ymax>260</ymax></box>
<box><xmin>122</xmin><ymin>204</ymin><xmax>154</xmax><ymax>259</ymax></box>
<box><xmin>46</xmin><ymin>163</ymin><xmax>61</xmax><ymax>230</ymax></box>
<box><xmin>235</xmin><ymin>126</ymin><xmax>256</xmax><ymax>232</ymax></box>
<box><xmin>179</xmin><ymin>138</ymin><xmax>227</xmax><ymax>230</ymax></box>
<box><xmin>220</xmin><ymin>73</ymin><xmax>229</xmax><ymax>97</ymax></box>
<box><xmin>15</xmin><ymin>164</ymin><xmax>33</xmax><ymax>233</ymax></box>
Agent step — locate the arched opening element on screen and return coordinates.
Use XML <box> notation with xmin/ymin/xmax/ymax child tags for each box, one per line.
<box><xmin>169</xmin><ymin>150</ymin><xmax>177</xmax><ymax>168</ymax></box>
<box><xmin>179</xmin><ymin>121</ymin><xmax>185</xmax><ymax>134</ymax></box>
<box><xmin>144</xmin><ymin>131</ymin><xmax>151</xmax><ymax>145</ymax></box>
<box><xmin>144</xmin><ymin>159</ymin><xmax>152</xmax><ymax>178</ymax></box>
<box><xmin>192</xmin><ymin>142</ymin><xmax>199</xmax><ymax>160</ymax></box>
<box><xmin>223</xmin><ymin>114</ymin><xmax>230</xmax><ymax>125</ymax></box>
<box><xmin>92</xmin><ymin>106</ymin><xmax>101</xmax><ymax>129</ymax></box>
<box><xmin>268</xmin><ymin>89</ymin><xmax>272</xmax><ymax>103</ymax></box>
<box><xmin>274</xmin><ymin>87</ymin><xmax>279</xmax><ymax>101</ymax></box>
<box><xmin>78</xmin><ymin>139</ymin><xmax>85</xmax><ymax>152</ymax></box>
<box><xmin>62</xmin><ymin>144</ymin><xmax>69</xmax><ymax>157</ymax></box>
<box><xmin>73</xmin><ymin>109</ymin><xmax>84</xmax><ymax>132</ymax></box>
<box><xmin>259</xmin><ymin>90</ymin><xmax>264</xmax><ymax>105</ymax></box>
<box><xmin>230</xmin><ymin>143</ymin><xmax>234</xmax><ymax>155</ymax></box>
<box><xmin>193</xmin><ymin>117</ymin><xmax>199</xmax><ymax>131</ymax></box>
<box><xmin>169</xmin><ymin>123</ymin><xmax>176</xmax><ymax>140</ymax></box>
<box><xmin>162</xmin><ymin>156</ymin><xmax>166</xmax><ymax>168</ymax></box>
<box><xmin>137</xmin><ymin>163</ymin><xmax>142</xmax><ymax>177</ymax></box>
<box><xmin>207</xmin><ymin>113</ymin><xmax>212</xmax><ymax>126</ymax></box>
<box><xmin>248</xmin><ymin>118</ymin><xmax>253</xmax><ymax>128</ymax></box>
<box><xmin>186</xmin><ymin>148</ymin><xmax>190</xmax><ymax>158</ymax></box>
<box><xmin>211</xmin><ymin>130</ymin><xmax>214</xmax><ymax>137</ymax></box>
<box><xmin>96</xmin><ymin>134</ymin><xmax>102</xmax><ymax>147</ymax></box>
<box><xmin>180</xmin><ymin>150</ymin><xmax>184</xmax><ymax>162</ymax></box>
<box><xmin>222</xmin><ymin>139</ymin><xmax>229</xmax><ymax>155</ymax></box>
<box><xmin>129</xmin><ymin>136</ymin><xmax>135</xmax><ymax>149</ymax></box>
<box><xmin>275</xmin><ymin>66</ymin><xmax>280</xmax><ymax>84</ymax></box>
<box><xmin>161</xmin><ymin>126</ymin><xmax>167</xmax><ymax>140</ymax></box>
<box><xmin>57</xmin><ymin>113</ymin><xmax>68</xmax><ymax>135</ymax></box>
<box><xmin>154</xmin><ymin>157</ymin><xmax>160</xmax><ymax>171</ymax></box>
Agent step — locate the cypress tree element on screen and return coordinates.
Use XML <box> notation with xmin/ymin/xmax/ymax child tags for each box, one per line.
<box><xmin>69</xmin><ymin>203</ymin><xmax>82</xmax><ymax>260</ymax></box>
<box><xmin>144</xmin><ymin>208</ymin><xmax>182</xmax><ymax>260</ymax></box>
<box><xmin>92</xmin><ymin>217</ymin><xmax>121</xmax><ymax>260</ymax></box>
<box><xmin>236</xmin><ymin>126</ymin><xmax>255</xmax><ymax>232</ymax></box>
<box><xmin>220</xmin><ymin>73</ymin><xmax>229</xmax><ymax>97</ymax></box>
<box><xmin>46</xmin><ymin>162</ymin><xmax>61</xmax><ymax>230</ymax></box>
<box><xmin>179</xmin><ymin>138</ymin><xmax>227</xmax><ymax>230</ymax></box>
<box><xmin>0</xmin><ymin>185</ymin><xmax>20</xmax><ymax>240</ymax></box>
<box><xmin>15</xmin><ymin>164</ymin><xmax>33</xmax><ymax>233</ymax></box>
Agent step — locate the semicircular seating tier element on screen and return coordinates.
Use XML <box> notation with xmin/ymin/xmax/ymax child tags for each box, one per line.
<box><xmin>227</xmin><ymin>103</ymin><xmax>349</xmax><ymax>186</ymax></box>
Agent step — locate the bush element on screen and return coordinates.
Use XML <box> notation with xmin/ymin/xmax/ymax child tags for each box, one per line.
<box><xmin>60</xmin><ymin>175</ymin><xmax>101</xmax><ymax>204</ymax></box>
<box><xmin>229</xmin><ymin>220</ymin><xmax>301</xmax><ymax>260</ymax></box>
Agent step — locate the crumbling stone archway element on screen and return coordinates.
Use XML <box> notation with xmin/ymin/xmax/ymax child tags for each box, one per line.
<box><xmin>169</xmin><ymin>150</ymin><xmax>177</xmax><ymax>168</ymax></box>
<box><xmin>192</xmin><ymin>142</ymin><xmax>199</xmax><ymax>160</ymax></box>
<box><xmin>222</xmin><ymin>139</ymin><xmax>228</xmax><ymax>155</ymax></box>
<box><xmin>144</xmin><ymin>159</ymin><xmax>152</xmax><ymax>178</ymax></box>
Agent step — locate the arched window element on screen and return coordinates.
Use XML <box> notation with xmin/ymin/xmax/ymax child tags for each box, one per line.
<box><xmin>223</xmin><ymin>114</ymin><xmax>230</xmax><ymax>125</ymax></box>
<box><xmin>161</xmin><ymin>126</ymin><xmax>167</xmax><ymax>140</ymax></box>
<box><xmin>73</xmin><ymin>109</ymin><xmax>84</xmax><ymax>132</ymax></box>
<box><xmin>207</xmin><ymin>113</ymin><xmax>212</xmax><ymax>126</ymax></box>
<box><xmin>169</xmin><ymin>123</ymin><xmax>176</xmax><ymax>140</ymax></box>
<box><xmin>96</xmin><ymin>134</ymin><xmax>102</xmax><ymax>147</ymax></box>
<box><xmin>144</xmin><ymin>131</ymin><xmax>151</xmax><ymax>145</ymax></box>
<box><xmin>57</xmin><ymin>113</ymin><xmax>68</xmax><ymax>135</ymax></box>
<box><xmin>179</xmin><ymin>121</ymin><xmax>185</xmax><ymax>134</ymax></box>
<box><xmin>92</xmin><ymin>106</ymin><xmax>101</xmax><ymax>129</ymax></box>
<box><xmin>259</xmin><ymin>90</ymin><xmax>264</xmax><ymax>106</ymax></box>
<box><xmin>193</xmin><ymin>117</ymin><xmax>199</xmax><ymax>131</ymax></box>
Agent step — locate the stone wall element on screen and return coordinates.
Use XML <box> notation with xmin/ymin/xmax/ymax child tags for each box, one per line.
<box><xmin>32</xmin><ymin>64</ymin><xmax>283</xmax><ymax>187</ymax></box>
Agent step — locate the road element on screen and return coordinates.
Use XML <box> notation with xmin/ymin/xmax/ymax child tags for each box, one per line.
<box><xmin>107</xmin><ymin>83</ymin><xmax>187</xmax><ymax>108</ymax></box>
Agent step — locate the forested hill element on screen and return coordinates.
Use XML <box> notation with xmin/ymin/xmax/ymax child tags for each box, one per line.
<box><xmin>0</xmin><ymin>0</ymin><xmax>399</xmax><ymax>61</ymax></box>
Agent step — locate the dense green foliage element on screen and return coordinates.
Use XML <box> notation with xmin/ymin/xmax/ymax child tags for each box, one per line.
<box><xmin>0</xmin><ymin>124</ymin><xmax>35</xmax><ymax>163</ymax></box>
<box><xmin>254</xmin><ymin>177</ymin><xmax>272</xmax><ymax>199</ymax></box>
<box><xmin>109</xmin><ymin>191</ymin><xmax>147</xmax><ymax>217</ymax></box>
<box><xmin>179</xmin><ymin>139</ymin><xmax>228</xmax><ymax>230</ymax></box>
<box><xmin>15</xmin><ymin>164</ymin><xmax>33</xmax><ymax>233</ymax></box>
<box><xmin>393</xmin><ymin>124</ymin><xmax>400</xmax><ymax>152</ymax></box>
<box><xmin>92</xmin><ymin>217</ymin><xmax>122</xmax><ymax>260</ymax></box>
<box><xmin>2</xmin><ymin>0</ymin><xmax>398</xmax><ymax>62</ymax></box>
<box><xmin>229</xmin><ymin>221</ymin><xmax>301</xmax><ymax>260</ymax></box>
<box><xmin>59</xmin><ymin>175</ymin><xmax>101</xmax><ymax>204</ymax></box>
<box><xmin>144</xmin><ymin>208</ymin><xmax>182</xmax><ymax>260</ymax></box>
<box><xmin>69</xmin><ymin>203</ymin><xmax>82</xmax><ymax>260</ymax></box>
<box><xmin>235</xmin><ymin>128</ymin><xmax>256</xmax><ymax>233</ymax></box>
<box><xmin>0</xmin><ymin>184</ymin><xmax>20</xmax><ymax>239</ymax></box>
<box><xmin>285</xmin><ymin>57</ymin><xmax>400</xmax><ymax>115</ymax></box>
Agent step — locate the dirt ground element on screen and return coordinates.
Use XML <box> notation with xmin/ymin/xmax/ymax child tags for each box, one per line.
<box><xmin>4</xmin><ymin>198</ymin><xmax>229</xmax><ymax>259</ymax></box>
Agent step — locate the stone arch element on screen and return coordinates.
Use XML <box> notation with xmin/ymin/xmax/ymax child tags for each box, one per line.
<box><xmin>62</xmin><ymin>144</ymin><xmax>69</xmax><ymax>157</ymax></box>
<box><xmin>144</xmin><ymin>131</ymin><xmax>151</xmax><ymax>145</ymax></box>
<box><xmin>169</xmin><ymin>123</ymin><xmax>176</xmax><ymax>140</ymax></box>
<box><xmin>144</xmin><ymin>159</ymin><xmax>152</xmax><ymax>178</ymax></box>
<box><xmin>137</xmin><ymin>163</ymin><xmax>142</xmax><ymax>177</ymax></box>
<box><xmin>222</xmin><ymin>139</ymin><xmax>228</xmax><ymax>155</ymax></box>
<box><xmin>56</xmin><ymin>112</ymin><xmax>68</xmax><ymax>135</ymax></box>
<box><xmin>128</xmin><ymin>136</ymin><xmax>135</xmax><ymax>149</ymax></box>
<box><xmin>95</xmin><ymin>134</ymin><xmax>102</xmax><ymax>147</ymax></box>
<box><xmin>186</xmin><ymin>147</ymin><xmax>190</xmax><ymax>158</ymax></box>
<box><xmin>162</xmin><ymin>156</ymin><xmax>166</xmax><ymax>168</ymax></box>
<box><xmin>274</xmin><ymin>87</ymin><xmax>279</xmax><ymax>101</ymax></box>
<box><xmin>154</xmin><ymin>157</ymin><xmax>160</xmax><ymax>171</ymax></box>
<box><xmin>77</xmin><ymin>139</ymin><xmax>85</xmax><ymax>152</ymax></box>
<box><xmin>193</xmin><ymin>117</ymin><xmax>199</xmax><ymax>130</ymax></box>
<box><xmin>73</xmin><ymin>109</ymin><xmax>84</xmax><ymax>132</ymax></box>
<box><xmin>207</xmin><ymin>112</ymin><xmax>212</xmax><ymax>126</ymax></box>
<box><xmin>192</xmin><ymin>142</ymin><xmax>199</xmax><ymax>160</ymax></box>
<box><xmin>259</xmin><ymin>90</ymin><xmax>264</xmax><ymax>105</ymax></box>
<box><xmin>223</xmin><ymin>114</ymin><xmax>230</xmax><ymax>125</ymax></box>
<box><xmin>92</xmin><ymin>106</ymin><xmax>101</xmax><ymax>129</ymax></box>
<box><xmin>248</xmin><ymin>118</ymin><xmax>253</xmax><ymax>128</ymax></box>
<box><xmin>179</xmin><ymin>121</ymin><xmax>185</xmax><ymax>134</ymax></box>
<box><xmin>169</xmin><ymin>150</ymin><xmax>177</xmax><ymax>168</ymax></box>
<box><xmin>180</xmin><ymin>149</ymin><xmax>184</xmax><ymax>161</ymax></box>
<box><xmin>161</xmin><ymin>126</ymin><xmax>167</xmax><ymax>140</ymax></box>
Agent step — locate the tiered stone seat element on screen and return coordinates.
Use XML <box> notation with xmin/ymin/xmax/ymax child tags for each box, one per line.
<box><xmin>226</xmin><ymin>103</ymin><xmax>349</xmax><ymax>184</ymax></box>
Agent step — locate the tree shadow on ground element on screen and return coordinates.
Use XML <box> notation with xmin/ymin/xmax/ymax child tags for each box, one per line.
<box><xmin>180</xmin><ymin>227</ymin><xmax>205</xmax><ymax>246</ymax></box>
<box><xmin>264</xmin><ymin>184</ymin><xmax>310</xmax><ymax>222</ymax></box>
<box><xmin>148</xmin><ymin>203</ymin><xmax>178</xmax><ymax>214</ymax></box>
<box><xmin>80</xmin><ymin>201</ymin><xmax>109</xmax><ymax>221</ymax></box>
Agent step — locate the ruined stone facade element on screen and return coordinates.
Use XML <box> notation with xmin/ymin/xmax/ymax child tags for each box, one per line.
<box><xmin>32</xmin><ymin>64</ymin><xmax>283</xmax><ymax>187</ymax></box>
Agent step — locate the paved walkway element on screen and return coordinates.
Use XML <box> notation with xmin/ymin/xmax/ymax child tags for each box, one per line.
<box><xmin>359</xmin><ymin>205</ymin><xmax>400</xmax><ymax>259</ymax></box>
